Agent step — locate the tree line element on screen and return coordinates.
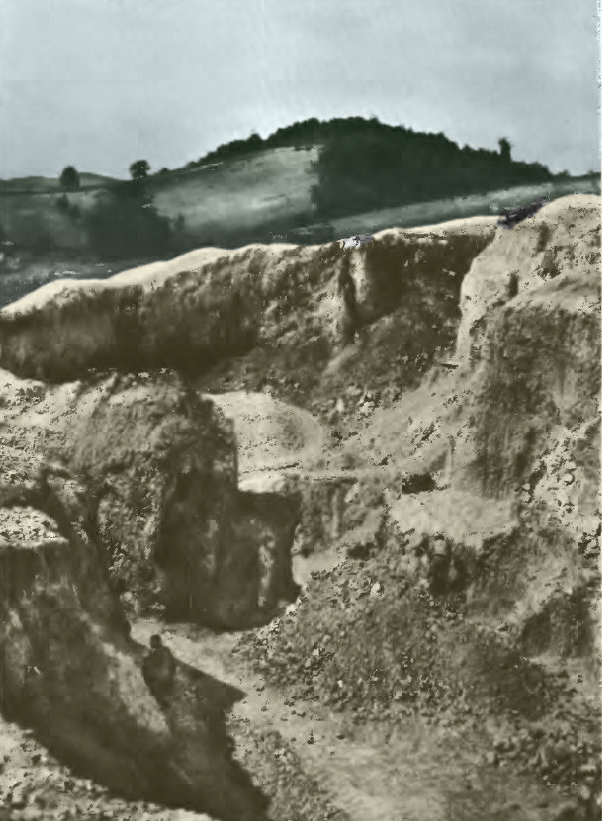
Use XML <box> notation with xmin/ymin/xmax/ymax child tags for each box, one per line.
<box><xmin>309</xmin><ymin>123</ymin><xmax>555</xmax><ymax>218</ymax></box>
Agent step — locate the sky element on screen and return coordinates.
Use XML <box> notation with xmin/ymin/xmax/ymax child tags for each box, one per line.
<box><xmin>0</xmin><ymin>0</ymin><xmax>599</xmax><ymax>179</ymax></box>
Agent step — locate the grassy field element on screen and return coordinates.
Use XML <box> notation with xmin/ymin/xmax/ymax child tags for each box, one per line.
<box><xmin>151</xmin><ymin>146</ymin><xmax>318</xmax><ymax>239</ymax></box>
<box><xmin>0</xmin><ymin>146</ymin><xmax>319</xmax><ymax>250</ymax></box>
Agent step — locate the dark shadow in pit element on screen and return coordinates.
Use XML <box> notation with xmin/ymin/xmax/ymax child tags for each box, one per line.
<box><xmin>6</xmin><ymin>640</ymin><xmax>271</xmax><ymax>821</ymax></box>
<box><xmin>133</xmin><ymin>642</ymin><xmax>272</xmax><ymax>821</ymax></box>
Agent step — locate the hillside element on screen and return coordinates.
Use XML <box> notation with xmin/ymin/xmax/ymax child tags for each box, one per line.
<box><xmin>1</xmin><ymin>117</ymin><xmax>599</xmax><ymax>262</ymax></box>
<box><xmin>150</xmin><ymin>146</ymin><xmax>319</xmax><ymax>243</ymax></box>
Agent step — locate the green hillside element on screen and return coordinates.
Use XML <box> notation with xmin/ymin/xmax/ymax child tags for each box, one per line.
<box><xmin>0</xmin><ymin>116</ymin><xmax>598</xmax><ymax>259</ymax></box>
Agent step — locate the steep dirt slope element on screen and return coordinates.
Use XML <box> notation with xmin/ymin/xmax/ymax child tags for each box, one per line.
<box><xmin>347</xmin><ymin>195</ymin><xmax>601</xmax><ymax>472</ymax></box>
<box><xmin>236</xmin><ymin>194</ymin><xmax>602</xmax><ymax>818</ymax></box>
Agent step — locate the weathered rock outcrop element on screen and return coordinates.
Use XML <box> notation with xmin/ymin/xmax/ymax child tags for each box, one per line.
<box><xmin>0</xmin><ymin>455</ymin><xmax>268</xmax><ymax>820</ymax></box>
<box><xmin>0</xmin><ymin>369</ymin><xmax>301</xmax><ymax>628</ymax></box>
<box><xmin>455</xmin><ymin>194</ymin><xmax>600</xmax><ymax>366</ymax></box>
<box><xmin>446</xmin><ymin>198</ymin><xmax>601</xmax><ymax>688</ymax></box>
<box><xmin>0</xmin><ymin>220</ymin><xmax>495</xmax><ymax>395</ymax></box>
<box><xmin>391</xmin><ymin>196</ymin><xmax>601</xmax><ymax>682</ymax></box>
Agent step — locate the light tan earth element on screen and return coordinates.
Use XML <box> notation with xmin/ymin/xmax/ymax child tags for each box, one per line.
<box><xmin>0</xmin><ymin>611</ymin><xmax>555</xmax><ymax>821</ymax></box>
<box><xmin>206</xmin><ymin>390</ymin><xmax>331</xmax><ymax>475</ymax></box>
<box><xmin>133</xmin><ymin>617</ymin><xmax>557</xmax><ymax>821</ymax></box>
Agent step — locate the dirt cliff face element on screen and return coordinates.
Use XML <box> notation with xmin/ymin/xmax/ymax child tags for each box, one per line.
<box><xmin>0</xmin><ymin>455</ymin><xmax>268</xmax><ymax>820</ymax></box>
<box><xmin>455</xmin><ymin>194</ymin><xmax>600</xmax><ymax>366</ymax></box>
<box><xmin>469</xmin><ymin>272</ymin><xmax>600</xmax><ymax>496</ymax></box>
<box><xmin>453</xmin><ymin>196</ymin><xmax>601</xmax><ymax>688</ymax></box>
<box><xmin>404</xmin><ymin>198</ymin><xmax>601</xmax><ymax>687</ymax></box>
<box><xmin>235</xmin><ymin>195</ymin><xmax>601</xmax><ymax>809</ymax></box>
<box><xmin>0</xmin><ymin>221</ymin><xmax>495</xmax><ymax>408</ymax></box>
<box><xmin>198</xmin><ymin>220</ymin><xmax>496</xmax><ymax>421</ymax></box>
<box><xmin>0</xmin><ymin>369</ymin><xmax>301</xmax><ymax>629</ymax></box>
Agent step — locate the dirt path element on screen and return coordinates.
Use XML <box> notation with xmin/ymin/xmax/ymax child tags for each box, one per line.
<box><xmin>133</xmin><ymin>618</ymin><xmax>559</xmax><ymax>821</ymax></box>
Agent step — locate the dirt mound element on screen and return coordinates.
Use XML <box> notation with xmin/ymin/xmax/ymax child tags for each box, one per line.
<box><xmin>236</xmin><ymin>505</ymin><xmax>600</xmax><ymax>806</ymax></box>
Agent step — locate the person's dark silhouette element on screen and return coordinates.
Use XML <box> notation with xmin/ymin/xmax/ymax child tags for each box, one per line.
<box><xmin>142</xmin><ymin>634</ymin><xmax>176</xmax><ymax>706</ymax></box>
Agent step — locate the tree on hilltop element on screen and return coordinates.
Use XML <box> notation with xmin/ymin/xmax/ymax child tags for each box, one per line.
<box><xmin>59</xmin><ymin>166</ymin><xmax>80</xmax><ymax>191</ymax></box>
<box><xmin>129</xmin><ymin>159</ymin><xmax>150</xmax><ymax>181</ymax></box>
<box><xmin>498</xmin><ymin>137</ymin><xmax>512</xmax><ymax>163</ymax></box>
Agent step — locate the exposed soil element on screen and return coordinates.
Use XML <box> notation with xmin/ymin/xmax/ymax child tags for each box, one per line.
<box><xmin>130</xmin><ymin>608</ymin><xmax>569</xmax><ymax>821</ymax></box>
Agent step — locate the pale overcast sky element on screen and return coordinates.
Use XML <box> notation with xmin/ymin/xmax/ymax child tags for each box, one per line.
<box><xmin>0</xmin><ymin>0</ymin><xmax>599</xmax><ymax>179</ymax></box>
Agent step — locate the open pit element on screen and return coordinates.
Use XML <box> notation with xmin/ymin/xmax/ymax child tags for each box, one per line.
<box><xmin>0</xmin><ymin>195</ymin><xmax>599</xmax><ymax>821</ymax></box>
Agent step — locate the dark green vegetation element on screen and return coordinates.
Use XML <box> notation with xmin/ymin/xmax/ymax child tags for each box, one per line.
<box><xmin>59</xmin><ymin>166</ymin><xmax>81</xmax><ymax>192</ymax></box>
<box><xmin>83</xmin><ymin>178</ymin><xmax>174</xmax><ymax>259</ymax></box>
<box><xmin>310</xmin><ymin>120</ymin><xmax>555</xmax><ymax>219</ymax></box>
<box><xmin>194</xmin><ymin>118</ymin><xmax>325</xmax><ymax>165</ymax></box>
